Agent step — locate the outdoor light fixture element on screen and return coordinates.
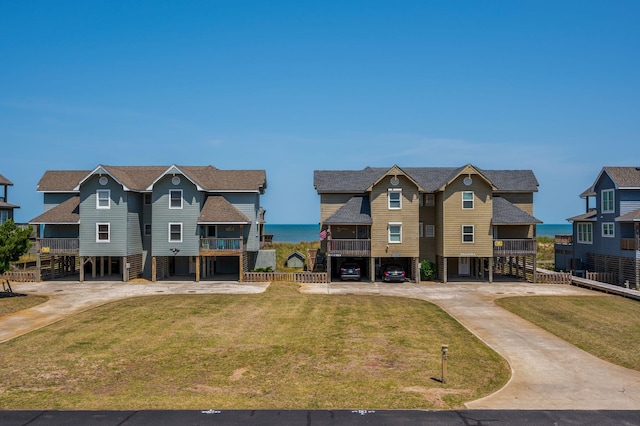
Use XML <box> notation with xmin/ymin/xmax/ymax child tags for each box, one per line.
<box><xmin>170</xmin><ymin>248</ymin><xmax>180</xmax><ymax>255</ymax></box>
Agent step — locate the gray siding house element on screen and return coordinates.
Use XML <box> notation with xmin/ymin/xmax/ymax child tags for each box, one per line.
<box><xmin>556</xmin><ymin>166</ymin><xmax>640</xmax><ymax>288</ymax></box>
<box><xmin>30</xmin><ymin>165</ymin><xmax>267</xmax><ymax>282</ymax></box>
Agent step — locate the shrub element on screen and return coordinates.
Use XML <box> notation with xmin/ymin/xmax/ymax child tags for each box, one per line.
<box><xmin>420</xmin><ymin>260</ymin><xmax>436</xmax><ymax>281</ymax></box>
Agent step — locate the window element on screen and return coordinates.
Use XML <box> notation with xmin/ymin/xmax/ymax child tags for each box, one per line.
<box><xmin>144</xmin><ymin>223</ymin><xmax>152</xmax><ymax>236</ymax></box>
<box><xmin>577</xmin><ymin>223</ymin><xmax>593</xmax><ymax>244</ymax></box>
<box><xmin>0</xmin><ymin>210</ymin><xmax>8</xmax><ymax>225</ymax></box>
<box><xmin>388</xmin><ymin>223</ymin><xmax>402</xmax><ymax>243</ymax></box>
<box><xmin>169</xmin><ymin>223</ymin><xmax>183</xmax><ymax>242</ymax></box>
<box><xmin>602</xmin><ymin>189</ymin><xmax>614</xmax><ymax>213</ymax></box>
<box><xmin>462</xmin><ymin>191</ymin><xmax>474</xmax><ymax>209</ymax></box>
<box><xmin>96</xmin><ymin>223</ymin><xmax>110</xmax><ymax>242</ymax></box>
<box><xmin>169</xmin><ymin>190</ymin><xmax>183</xmax><ymax>209</ymax></box>
<box><xmin>462</xmin><ymin>225</ymin><xmax>474</xmax><ymax>243</ymax></box>
<box><xmin>144</xmin><ymin>193</ymin><xmax>152</xmax><ymax>205</ymax></box>
<box><xmin>419</xmin><ymin>222</ymin><xmax>424</xmax><ymax>237</ymax></box>
<box><xmin>424</xmin><ymin>194</ymin><xmax>435</xmax><ymax>206</ymax></box>
<box><xmin>388</xmin><ymin>188</ymin><xmax>402</xmax><ymax>210</ymax></box>
<box><xmin>602</xmin><ymin>222</ymin><xmax>615</xmax><ymax>238</ymax></box>
<box><xmin>425</xmin><ymin>224</ymin><xmax>435</xmax><ymax>238</ymax></box>
<box><xmin>96</xmin><ymin>190</ymin><xmax>110</xmax><ymax>209</ymax></box>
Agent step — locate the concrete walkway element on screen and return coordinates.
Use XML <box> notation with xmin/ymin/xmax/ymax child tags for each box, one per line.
<box><xmin>4</xmin><ymin>279</ymin><xmax>640</xmax><ymax>410</ymax></box>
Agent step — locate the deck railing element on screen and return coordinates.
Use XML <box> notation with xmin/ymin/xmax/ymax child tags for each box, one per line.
<box><xmin>493</xmin><ymin>239</ymin><xmax>536</xmax><ymax>256</ymax></box>
<box><xmin>327</xmin><ymin>239</ymin><xmax>371</xmax><ymax>257</ymax></box>
<box><xmin>38</xmin><ymin>238</ymin><xmax>80</xmax><ymax>255</ymax></box>
<box><xmin>554</xmin><ymin>234</ymin><xmax>573</xmax><ymax>245</ymax></box>
<box><xmin>621</xmin><ymin>238</ymin><xmax>639</xmax><ymax>251</ymax></box>
<box><xmin>199</xmin><ymin>238</ymin><xmax>243</xmax><ymax>253</ymax></box>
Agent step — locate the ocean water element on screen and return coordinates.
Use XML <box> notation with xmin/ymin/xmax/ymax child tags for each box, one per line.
<box><xmin>265</xmin><ymin>224</ymin><xmax>572</xmax><ymax>243</ymax></box>
<box><xmin>265</xmin><ymin>224</ymin><xmax>320</xmax><ymax>243</ymax></box>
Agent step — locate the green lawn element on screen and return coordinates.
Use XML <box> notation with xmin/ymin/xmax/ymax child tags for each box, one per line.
<box><xmin>0</xmin><ymin>295</ymin><xmax>48</xmax><ymax>317</ymax></box>
<box><xmin>496</xmin><ymin>295</ymin><xmax>640</xmax><ymax>370</ymax></box>
<box><xmin>0</xmin><ymin>282</ymin><xmax>509</xmax><ymax>410</ymax></box>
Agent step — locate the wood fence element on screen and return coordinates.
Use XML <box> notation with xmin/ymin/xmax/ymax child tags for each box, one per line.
<box><xmin>535</xmin><ymin>271</ymin><xmax>572</xmax><ymax>285</ymax></box>
<box><xmin>586</xmin><ymin>271</ymin><xmax>617</xmax><ymax>284</ymax></box>
<box><xmin>2</xmin><ymin>271</ymin><xmax>37</xmax><ymax>282</ymax></box>
<box><xmin>244</xmin><ymin>271</ymin><xmax>328</xmax><ymax>283</ymax></box>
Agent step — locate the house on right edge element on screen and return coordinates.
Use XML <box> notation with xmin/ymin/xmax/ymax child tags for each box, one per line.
<box><xmin>556</xmin><ymin>166</ymin><xmax>640</xmax><ymax>288</ymax></box>
<box><xmin>314</xmin><ymin>164</ymin><xmax>542</xmax><ymax>283</ymax></box>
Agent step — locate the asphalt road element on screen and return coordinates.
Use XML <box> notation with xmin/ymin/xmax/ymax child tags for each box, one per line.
<box><xmin>2</xmin><ymin>409</ymin><xmax>639</xmax><ymax>425</ymax></box>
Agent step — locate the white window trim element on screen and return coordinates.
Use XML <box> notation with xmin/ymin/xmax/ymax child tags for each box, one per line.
<box><xmin>388</xmin><ymin>188</ymin><xmax>402</xmax><ymax>210</ymax></box>
<box><xmin>169</xmin><ymin>189</ymin><xmax>183</xmax><ymax>209</ymax></box>
<box><xmin>601</xmin><ymin>189</ymin><xmax>614</xmax><ymax>213</ymax></box>
<box><xmin>388</xmin><ymin>222</ymin><xmax>402</xmax><ymax>243</ymax></box>
<box><xmin>602</xmin><ymin>222</ymin><xmax>615</xmax><ymax>238</ymax></box>
<box><xmin>577</xmin><ymin>223</ymin><xmax>593</xmax><ymax>244</ymax></box>
<box><xmin>462</xmin><ymin>191</ymin><xmax>474</xmax><ymax>209</ymax></box>
<box><xmin>462</xmin><ymin>225</ymin><xmax>474</xmax><ymax>243</ymax></box>
<box><xmin>169</xmin><ymin>222</ymin><xmax>183</xmax><ymax>243</ymax></box>
<box><xmin>96</xmin><ymin>222</ymin><xmax>110</xmax><ymax>242</ymax></box>
<box><xmin>96</xmin><ymin>189</ymin><xmax>111</xmax><ymax>209</ymax></box>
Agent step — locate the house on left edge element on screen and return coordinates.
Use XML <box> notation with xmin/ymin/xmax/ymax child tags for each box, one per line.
<box><xmin>29</xmin><ymin>165</ymin><xmax>268</xmax><ymax>282</ymax></box>
<box><xmin>0</xmin><ymin>173</ymin><xmax>20</xmax><ymax>225</ymax></box>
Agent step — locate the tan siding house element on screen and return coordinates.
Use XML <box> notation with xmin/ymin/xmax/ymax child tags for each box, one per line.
<box><xmin>314</xmin><ymin>164</ymin><xmax>541</xmax><ymax>283</ymax></box>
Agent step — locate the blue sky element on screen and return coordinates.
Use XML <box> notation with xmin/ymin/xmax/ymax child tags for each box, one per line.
<box><xmin>2</xmin><ymin>1</ymin><xmax>639</xmax><ymax>225</ymax></box>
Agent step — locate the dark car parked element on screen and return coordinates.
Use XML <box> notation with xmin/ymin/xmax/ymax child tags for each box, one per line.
<box><xmin>339</xmin><ymin>263</ymin><xmax>361</xmax><ymax>281</ymax></box>
<box><xmin>381</xmin><ymin>264</ymin><xmax>406</xmax><ymax>282</ymax></box>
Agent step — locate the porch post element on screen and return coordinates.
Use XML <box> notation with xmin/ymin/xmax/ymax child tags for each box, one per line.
<box><xmin>489</xmin><ymin>257</ymin><xmax>494</xmax><ymax>283</ymax></box>
<box><xmin>152</xmin><ymin>256</ymin><xmax>157</xmax><ymax>282</ymax></box>
<box><xmin>195</xmin><ymin>256</ymin><xmax>200</xmax><ymax>282</ymax></box>
<box><xmin>443</xmin><ymin>257</ymin><xmax>448</xmax><ymax>283</ymax></box>
<box><xmin>370</xmin><ymin>257</ymin><xmax>375</xmax><ymax>283</ymax></box>
<box><xmin>100</xmin><ymin>256</ymin><xmax>104</xmax><ymax>277</ymax></box>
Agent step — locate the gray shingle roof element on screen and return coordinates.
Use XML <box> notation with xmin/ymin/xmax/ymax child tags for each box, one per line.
<box><xmin>197</xmin><ymin>195</ymin><xmax>250</xmax><ymax>224</ymax></box>
<box><xmin>314</xmin><ymin>165</ymin><xmax>539</xmax><ymax>193</ymax></box>
<box><xmin>492</xmin><ymin>197</ymin><xmax>542</xmax><ymax>225</ymax></box>
<box><xmin>324</xmin><ymin>196</ymin><xmax>373</xmax><ymax>225</ymax></box>
<box><xmin>0</xmin><ymin>202</ymin><xmax>20</xmax><ymax>209</ymax></box>
<box><xmin>29</xmin><ymin>196</ymin><xmax>80</xmax><ymax>224</ymax></box>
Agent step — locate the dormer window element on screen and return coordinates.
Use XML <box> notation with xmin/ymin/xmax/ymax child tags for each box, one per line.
<box><xmin>388</xmin><ymin>188</ymin><xmax>402</xmax><ymax>210</ymax></box>
<box><xmin>169</xmin><ymin>189</ymin><xmax>183</xmax><ymax>209</ymax></box>
<box><xmin>96</xmin><ymin>189</ymin><xmax>110</xmax><ymax>209</ymax></box>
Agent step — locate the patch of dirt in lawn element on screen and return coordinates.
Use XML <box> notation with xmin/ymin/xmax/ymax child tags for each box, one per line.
<box><xmin>401</xmin><ymin>386</ymin><xmax>471</xmax><ymax>408</ymax></box>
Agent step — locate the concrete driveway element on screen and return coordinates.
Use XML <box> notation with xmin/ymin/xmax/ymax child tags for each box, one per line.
<box><xmin>4</xmin><ymin>279</ymin><xmax>640</xmax><ymax>410</ymax></box>
<box><xmin>301</xmin><ymin>281</ymin><xmax>640</xmax><ymax>410</ymax></box>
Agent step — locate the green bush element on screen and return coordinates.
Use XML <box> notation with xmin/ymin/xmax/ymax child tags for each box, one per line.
<box><xmin>420</xmin><ymin>260</ymin><xmax>435</xmax><ymax>281</ymax></box>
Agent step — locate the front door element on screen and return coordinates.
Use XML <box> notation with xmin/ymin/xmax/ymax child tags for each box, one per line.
<box><xmin>458</xmin><ymin>257</ymin><xmax>470</xmax><ymax>276</ymax></box>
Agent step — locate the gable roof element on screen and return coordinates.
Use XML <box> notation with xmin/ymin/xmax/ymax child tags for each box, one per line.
<box><xmin>582</xmin><ymin>167</ymin><xmax>640</xmax><ymax>197</ymax></box>
<box><xmin>37</xmin><ymin>166</ymin><xmax>266</xmax><ymax>193</ymax></box>
<box><xmin>492</xmin><ymin>197</ymin><xmax>542</xmax><ymax>225</ymax></box>
<box><xmin>197</xmin><ymin>195</ymin><xmax>251</xmax><ymax>224</ymax></box>
<box><xmin>0</xmin><ymin>173</ymin><xmax>13</xmax><ymax>186</ymax></box>
<box><xmin>324</xmin><ymin>195</ymin><xmax>373</xmax><ymax>225</ymax></box>
<box><xmin>314</xmin><ymin>165</ymin><xmax>539</xmax><ymax>193</ymax></box>
<box><xmin>29</xmin><ymin>196</ymin><xmax>80</xmax><ymax>224</ymax></box>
